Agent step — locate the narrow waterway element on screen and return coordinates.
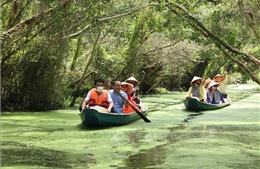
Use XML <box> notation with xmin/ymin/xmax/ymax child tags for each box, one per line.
<box><xmin>1</xmin><ymin>83</ymin><xmax>259</xmax><ymax>169</ymax></box>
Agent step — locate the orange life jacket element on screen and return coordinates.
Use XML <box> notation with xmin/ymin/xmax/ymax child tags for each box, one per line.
<box><xmin>123</xmin><ymin>103</ymin><xmax>141</xmax><ymax>114</ymax></box>
<box><xmin>123</xmin><ymin>94</ymin><xmax>141</xmax><ymax>114</ymax></box>
<box><xmin>87</xmin><ymin>89</ymin><xmax>109</xmax><ymax>108</ymax></box>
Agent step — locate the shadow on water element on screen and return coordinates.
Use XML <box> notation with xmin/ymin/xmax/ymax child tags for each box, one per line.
<box><xmin>75</xmin><ymin>123</ymin><xmax>113</xmax><ymax>131</ymax></box>
<box><xmin>182</xmin><ymin>110</ymin><xmax>204</xmax><ymax>123</ymax></box>
<box><xmin>1</xmin><ymin>141</ymin><xmax>86</xmax><ymax>169</ymax></box>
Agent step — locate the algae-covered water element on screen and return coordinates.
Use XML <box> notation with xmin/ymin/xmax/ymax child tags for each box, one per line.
<box><xmin>1</xmin><ymin>82</ymin><xmax>260</xmax><ymax>169</ymax></box>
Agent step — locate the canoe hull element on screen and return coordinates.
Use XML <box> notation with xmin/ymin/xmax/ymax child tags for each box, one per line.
<box><xmin>80</xmin><ymin>104</ymin><xmax>148</xmax><ymax>126</ymax></box>
<box><xmin>183</xmin><ymin>98</ymin><xmax>231</xmax><ymax>111</ymax></box>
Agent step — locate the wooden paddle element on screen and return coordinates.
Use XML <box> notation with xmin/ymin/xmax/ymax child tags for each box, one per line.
<box><xmin>108</xmin><ymin>81</ymin><xmax>151</xmax><ymax>123</ymax></box>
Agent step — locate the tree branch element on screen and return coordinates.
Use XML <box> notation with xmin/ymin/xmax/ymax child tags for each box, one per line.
<box><xmin>166</xmin><ymin>2</ymin><xmax>260</xmax><ymax>66</ymax></box>
<box><xmin>2</xmin><ymin>8</ymin><xmax>54</xmax><ymax>41</ymax></box>
<box><xmin>1</xmin><ymin>1</ymin><xmax>70</xmax><ymax>41</ymax></box>
<box><xmin>143</xmin><ymin>38</ymin><xmax>185</xmax><ymax>56</ymax></box>
<box><xmin>62</xmin><ymin>24</ymin><xmax>91</xmax><ymax>39</ymax></box>
<box><xmin>221</xmin><ymin>48</ymin><xmax>260</xmax><ymax>84</ymax></box>
<box><xmin>98</xmin><ymin>3</ymin><xmax>158</xmax><ymax>22</ymax></box>
<box><xmin>62</xmin><ymin>3</ymin><xmax>158</xmax><ymax>39</ymax></box>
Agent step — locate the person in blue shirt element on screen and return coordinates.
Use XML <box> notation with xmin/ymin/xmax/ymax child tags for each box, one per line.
<box><xmin>109</xmin><ymin>80</ymin><xmax>128</xmax><ymax>113</ymax></box>
<box><xmin>206</xmin><ymin>81</ymin><xmax>225</xmax><ymax>104</ymax></box>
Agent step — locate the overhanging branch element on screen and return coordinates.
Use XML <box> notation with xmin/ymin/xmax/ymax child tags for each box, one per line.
<box><xmin>166</xmin><ymin>2</ymin><xmax>260</xmax><ymax>66</ymax></box>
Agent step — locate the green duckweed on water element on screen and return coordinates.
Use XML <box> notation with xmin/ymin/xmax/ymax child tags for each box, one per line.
<box><xmin>1</xmin><ymin>82</ymin><xmax>260</xmax><ymax>169</ymax></box>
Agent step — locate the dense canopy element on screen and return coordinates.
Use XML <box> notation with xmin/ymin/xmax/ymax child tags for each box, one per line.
<box><xmin>1</xmin><ymin>0</ymin><xmax>259</xmax><ymax>111</ymax></box>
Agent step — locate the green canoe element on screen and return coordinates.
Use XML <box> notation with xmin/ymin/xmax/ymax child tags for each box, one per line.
<box><xmin>183</xmin><ymin>97</ymin><xmax>231</xmax><ymax>111</ymax></box>
<box><xmin>80</xmin><ymin>104</ymin><xmax>148</xmax><ymax>126</ymax></box>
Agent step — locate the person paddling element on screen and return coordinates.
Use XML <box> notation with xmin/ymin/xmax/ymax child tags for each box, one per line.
<box><xmin>121</xmin><ymin>82</ymin><xmax>141</xmax><ymax>113</ymax></box>
<box><xmin>125</xmin><ymin>76</ymin><xmax>141</xmax><ymax>104</ymax></box>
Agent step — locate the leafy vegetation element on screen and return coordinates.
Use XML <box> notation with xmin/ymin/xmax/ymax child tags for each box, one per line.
<box><xmin>1</xmin><ymin>0</ymin><xmax>259</xmax><ymax>111</ymax></box>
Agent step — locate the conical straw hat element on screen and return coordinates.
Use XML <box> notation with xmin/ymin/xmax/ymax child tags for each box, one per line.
<box><xmin>190</xmin><ymin>76</ymin><xmax>202</xmax><ymax>85</ymax></box>
<box><xmin>208</xmin><ymin>81</ymin><xmax>219</xmax><ymax>88</ymax></box>
<box><xmin>126</xmin><ymin>76</ymin><xmax>138</xmax><ymax>82</ymax></box>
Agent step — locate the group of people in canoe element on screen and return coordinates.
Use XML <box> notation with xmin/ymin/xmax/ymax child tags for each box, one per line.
<box><xmin>80</xmin><ymin>77</ymin><xmax>142</xmax><ymax>113</ymax></box>
<box><xmin>80</xmin><ymin>72</ymin><xmax>229</xmax><ymax>114</ymax></box>
<box><xmin>184</xmin><ymin>71</ymin><xmax>230</xmax><ymax>104</ymax></box>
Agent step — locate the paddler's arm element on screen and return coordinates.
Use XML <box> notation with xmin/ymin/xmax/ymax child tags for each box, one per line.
<box><xmin>81</xmin><ymin>100</ymin><xmax>88</xmax><ymax>113</ymax></box>
<box><xmin>106</xmin><ymin>92</ymin><xmax>113</xmax><ymax>113</ymax></box>
<box><xmin>107</xmin><ymin>101</ymin><xmax>114</xmax><ymax>113</ymax></box>
<box><xmin>81</xmin><ymin>90</ymin><xmax>91</xmax><ymax>112</ymax></box>
<box><xmin>184</xmin><ymin>87</ymin><xmax>192</xmax><ymax>99</ymax></box>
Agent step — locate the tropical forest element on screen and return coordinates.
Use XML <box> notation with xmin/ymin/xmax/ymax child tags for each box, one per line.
<box><xmin>1</xmin><ymin>0</ymin><xmax>260</xmax><ymax>111</ymax></box>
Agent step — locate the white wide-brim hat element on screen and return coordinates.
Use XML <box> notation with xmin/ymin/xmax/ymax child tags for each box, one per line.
<box><xmin>121</xmin><ymin>82</ymin><xmax>133</xmax><ymax>92</ymax></box>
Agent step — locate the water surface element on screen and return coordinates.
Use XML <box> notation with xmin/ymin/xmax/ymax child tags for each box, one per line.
<box><xmin>1</xmin><ymin>83</ymin><xmax>260</xmax><ymax>169</ymax></box>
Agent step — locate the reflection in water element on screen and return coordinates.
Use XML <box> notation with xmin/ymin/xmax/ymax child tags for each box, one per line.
<box><xmin>116</xmin><ymin>110</ymin><xmax>207</xmax><ymax>168</ymax></box>
<box><xmin>118</xmin><ymin>144</ymin><xmax>168</xmax><ymax>169</ymax></box>
<box><xmin>183</xmin><ymin>112</ymin><xmax>204</xmax><ymax>122</ymax></box>
<box><xmin>118</xmin><ymin>123</ymin><xmax>260</xmax><ymax>168</ymax></box>
<box><xmin>126</xmin><ymin>130</ymin><xmax>147</xmax><ymax>146</ymax></box>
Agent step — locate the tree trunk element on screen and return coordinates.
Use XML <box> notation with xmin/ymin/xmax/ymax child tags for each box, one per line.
<box><xmin>69</xmin><ymin>31</ymin><xmax>101</xmax><ymax>107</ymax></box>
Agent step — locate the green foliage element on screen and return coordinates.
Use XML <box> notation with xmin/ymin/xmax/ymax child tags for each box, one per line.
<box><xmin>1</xmin><ymin>0</ymin><xmax>259</xmax><ymax>111</ymax></box>
<box><xmin>1</xmin><ymin>1</ymin><xmax>70</xmax><ymax>111</ymax></box>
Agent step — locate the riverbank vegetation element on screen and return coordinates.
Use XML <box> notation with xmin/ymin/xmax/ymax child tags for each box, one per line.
<box><xmin>1</xmin><ymin>0</ymin><xmax>259</xmax><ymax>111</ymax></box>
